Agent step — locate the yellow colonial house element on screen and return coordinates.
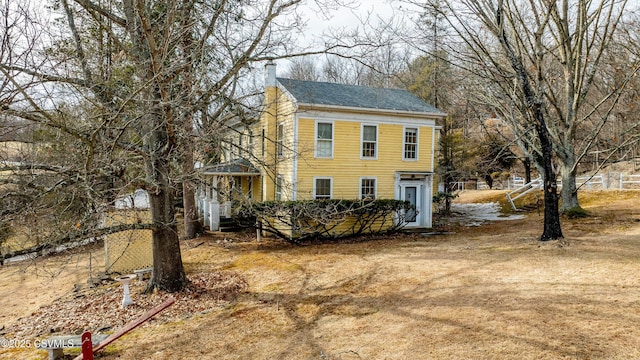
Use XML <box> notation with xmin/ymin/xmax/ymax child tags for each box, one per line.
<box><xmin>197</xmin><ymin>63</ymin><xmax>444</xmax><ymax>231</ymax></box>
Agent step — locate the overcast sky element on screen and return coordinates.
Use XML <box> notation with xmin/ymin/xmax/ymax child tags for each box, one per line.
<box><xmin>303</xmin><ymin>0</ymin><xmax>397</xmax><ymax>36</ymax></box>
<box><xmin>275</xmin><ymin>0</ymin><xmax>411</xmax><ymax>73</ymax></box>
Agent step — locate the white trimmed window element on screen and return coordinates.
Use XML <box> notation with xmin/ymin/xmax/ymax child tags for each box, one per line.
<box><xmin>315</xmin><ymin>122</ymin><xmax>333</xmax><ymax>158</ymax></box>
<box><xmin>403</xmin><ymin>127</ymin><xmax>418</xmax><ymax>160</ymax></box>
<box><xmin>277</xmin><ymin>123</ymin><xmax>284</xmax><ymax>158</ymax></box>
<box><xmin>248</xmin><ymin>129</ymin><xmax>254</xmax><ymax>153</ymax></box>
<box><xmin>361</xmin><ymin>124</ymin><xmax>377</xmax><ymax>159</ymax></box>
<box><xmin>229</xmin><ymin>137</ymin><xmax>235</xmax><ymax>160</ymax></box>
<box><xmin>314</xmin><ymin>177</ymin><xmax>332</xmax><ymax>199</ymax></box>
<box><xmin>275</xmin><ymin>175</ymin><xmax>283</xmax><ymax>201</ymax></box>
<box><xmin>261</xmin><ymin>128</ymin><xmax>265</xmax><ymax>157</ymax></box>
<box><xmin>360</xmin><ymin>177</ymin><xmax>377</xmax><ymax>200</ymax></box>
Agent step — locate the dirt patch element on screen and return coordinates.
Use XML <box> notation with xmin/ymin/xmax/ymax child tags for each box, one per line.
<box><xmin>2</xmin><ymin>190</ymin><xmax>640</xmax><ymax>359</ymax></box>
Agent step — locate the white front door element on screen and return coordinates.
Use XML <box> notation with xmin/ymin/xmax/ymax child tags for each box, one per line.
<box><xmin>400</xmin><ymin>182</ymin><xmax>423</xmax><ymax>227</ymax></box>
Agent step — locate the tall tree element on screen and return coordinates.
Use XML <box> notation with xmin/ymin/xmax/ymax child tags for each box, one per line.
<box><xmin>0</xmin><ymin>0</ymin><xmax>350</xmax><ymax>290</ymax></box>
<box><xmin>414</xmin><ymin>0</ymin><xmax>635</xmax><ymax>239</ymax></box>
<box><xmin>439</xmin><ymin>0</ymin><xmax>630</xmax><ymax>209</ymax></box>
<box><xmin>415</xmin><ymin>0</ymin><xmax>561</xmax><ymax>239</ymax></box>
<box><xmin>402</xmin><ymin>2</ymin><xmax>468</xmax><ymax>215</ymax></box>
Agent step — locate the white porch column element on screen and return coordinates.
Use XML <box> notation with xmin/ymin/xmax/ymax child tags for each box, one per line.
<box><xmin>196</xmin><ymin>186</ymin><xmax>204</xmax><ymax>217</ymax></box>
<box><xmin>207</xmin><ymin>176</ymin><xmax>220</xmax><ymax>231</ymax></box>
<box><xmin>204</xmin><ymin>183</ymin><xmax>213</xmax><ymax>227</ymax></box>
<box><xmin>424</xmin><ymin>175</ymin><xmax>433</xmax><ymax>228</ymax></box>
<box><xmin>394</xmin><ymin>172</ymin><xmax>401</xmax><ymax>200</ymax></box>
<box><xmin>394</xmin><ymin>172</ymin><xmax>401</xmax><ymax>226</ymax></box>
<box><xmin>209</xmin><ymin>200</ymin><xmax>220</xmax><ymax>231</ymax></box>
<box><xmin>211</xmin><ymin>176</ymin><xmax>218</xmax><ymax>202</ymax></box>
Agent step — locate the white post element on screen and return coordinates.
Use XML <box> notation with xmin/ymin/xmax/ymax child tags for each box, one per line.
<box><xmin>424</xmin><ymin>175</ymin><xmax>433</xmax><ymax>228</ymax></box>
<box><xmin>204</xmin><ymin>182</ymin><xmax>213</xmax><ymax>227</ymax></box>
<box><xmin>195</xmin><ymin>187</ymin><xmax>201</xmax><ymax>216</ymax></box>
<box><xmin>207</xmin><ymin>176</ymin><xmax>220</xmax><ymax>231</ymax></box>
<box><xmin>620</xmin><ymin>173</ymin><xmax>624</xmax><ymax>190</ymax></box>
<box><xmin>211</xmin><ymin>176</ymin><xmax>218</xmax><ymax>202</ymax></box>
<box><xmin>209</xmin><ymin>200</ymin><xmax>220</xmax><ymax>231</ymax></box>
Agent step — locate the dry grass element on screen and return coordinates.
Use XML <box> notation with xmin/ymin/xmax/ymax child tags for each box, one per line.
<box><xmin>2</xmin><ymin>190</ymin><xmax>640</xmax><ymax>359</ymax></box>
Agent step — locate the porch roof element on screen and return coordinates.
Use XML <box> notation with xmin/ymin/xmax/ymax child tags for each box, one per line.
<box><xmin>201</xmin><ymin>158</ymin><xmax>260</xmax><ymax>176</ymax></box>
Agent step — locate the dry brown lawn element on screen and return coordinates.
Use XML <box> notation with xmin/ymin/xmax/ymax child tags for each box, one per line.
<box><xmin>1</xmin><ymin>190</ymin><xmax>640</xmax><ymax>359</ymax></box>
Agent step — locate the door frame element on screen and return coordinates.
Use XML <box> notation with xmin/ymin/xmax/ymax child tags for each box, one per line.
<box><xmin>395</xmin><ymin>172</ymin><xmax>433</xmax><ymax>228</ymax></box>
<box><xmin>400</xmin><ymin>182</ymin><xmax>422</xmax><ymax>227</ymax></box>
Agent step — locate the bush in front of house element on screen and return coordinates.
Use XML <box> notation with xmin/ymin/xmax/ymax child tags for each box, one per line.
<box><xmin>234</xmin><ymin>199</ymin><xmax>415</xmax><ymax>242</ymax></box>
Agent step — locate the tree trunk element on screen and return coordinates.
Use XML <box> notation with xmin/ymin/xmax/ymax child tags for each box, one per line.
<box><xmin>147</xmin><ymin>154</ymin><xmax>187</xmax><ymax>292</ymax></box>
<box><xmin>484</xmin><ymin>174</ymin><xmax>493</xmax><ymax>189</ymax></box>
<box><xmin>144</xmin><ymin>101</ymin><xmax>187</xmax><ymax>291</ymax></box>
<box><xmin>182</xmin><ymin>177</ymin><xmax>198</xmax><ymax>239</ymax></box>
<box><xmin>559</xmin><ymin>156</ymin><xmax>580</xmax><ymax>211</ymax></box>
<box><xmin>523</xmin><ymin>156</ymin><xmax>532</xmax><ymax>184</ymax></box>
<box><xmin>180</xmin><ymin>3</ymin><xmax>198</xmax><ymax>240</ymax></box>
<box><xmin>496</xmin><ymin>2</ymin><xmax>563</xmax><ymax>240</ymax></box>
<box><xmin>537</xmin><ymin>126</ymin><xmax>563</xmax><ymax>241</ymax></box>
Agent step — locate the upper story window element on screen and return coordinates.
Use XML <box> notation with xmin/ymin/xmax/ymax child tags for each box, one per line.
<box><xmin>229</xmin><ymin>137</ymin><xmax>236</xmax><ymax>160</ymax></box>
<box><xmin>248</xmin><ymin>129</ymin><xmax>254</xmax><ymax>153</ymax></box>
<box><xmin>403</xmin><ymin>127</ymin><xmax>418</xmax><ymax>160</ymax></box>
<box><xmin>314</xmin><ymin>177</ymin><xmax>332</xmax><ymax>199</ymax></box>
<box><xmin>277</xmin><ymin>123</ymin><xmax>284</xmax><ymax>158</ymax></box>
<box><xmin>315</xmin><ymin>122</ymin><xmax>333</xmax><ymax>158</ymax></box>
<box><xmin>360</xmin><ymin>177</ymin><xmax>376</xmax><ymax>200</ymax></box>
<box><xmin>261</xmin><ymin>128</ymin><xmax>265</xmax><ymax>158</ymax></box>
<box><xmin>361</xmin><ymin>124</ymin><xmax>377</xmax><ymax>159</ymax></box>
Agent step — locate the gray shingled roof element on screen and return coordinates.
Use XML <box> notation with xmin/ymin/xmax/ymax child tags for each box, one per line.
<box><xmin>276</xmin><ymin>77</ymin><xmax>444</xmax><ymax>114</ymax></box>
<box><xmin>202</xmin><ymin>158</ymin><xmax>260</xmax><ymax>175</ymax></box>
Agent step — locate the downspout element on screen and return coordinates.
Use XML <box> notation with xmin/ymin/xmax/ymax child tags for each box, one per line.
<box><xmin>292</xmin><ymin>111</ymin><xmax>299</xmax><ymax>200</ymax></box>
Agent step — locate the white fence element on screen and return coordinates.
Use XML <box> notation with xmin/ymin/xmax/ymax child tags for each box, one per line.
<box><xmin>508</xmin><ymin>176</ymin><xmax>526</xmax><ymax>189</ymax></box>
<box><xmin>506</xmin><ymin>174</ymin><xmax>608</xmax><ymax>210</ymax></box>
<box><xmin>619</xmin><ymin>174</ymin><xmax>640</xmax><ymax>189</ymax></box>
<box><xmin>576</xmin><ymin>174</ymin><xmax>607</xmax><ymax>190</ymax></box>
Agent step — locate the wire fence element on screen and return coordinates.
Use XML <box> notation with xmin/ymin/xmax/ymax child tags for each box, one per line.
<box><xmin>103</xmin><ymin>210</ymin><xmax>153</xmax><ymax>275</ymax></box>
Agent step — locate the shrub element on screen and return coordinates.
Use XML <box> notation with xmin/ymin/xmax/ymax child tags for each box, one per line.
<box><xmin>433</xmin><ymin>191</ymin><xmax>458</xmax><ymax>215</ymax></box>
<box><xmin>234</xmin><ymin>199</ymin><xmax>415</xmax><ymax>243</ymax></box>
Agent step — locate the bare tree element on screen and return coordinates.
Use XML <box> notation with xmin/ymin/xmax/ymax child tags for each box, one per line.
<box><xmin>405</xmin><ymin>0</ymin><xmax>636</xmax><ymax>239</ymax></box>
<box><xmin>0</xmin><ymin>0</ymin><xmax>354</xmax><ymax>291</ymax></box>
<box><xmin>284</xmin><ymin>57</ymin><xmax>323</xmax><ymax>81</ymax></box>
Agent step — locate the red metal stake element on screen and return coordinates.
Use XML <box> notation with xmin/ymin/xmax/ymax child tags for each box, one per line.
<box><xmin>81</xmin><ymin>331</ymin><xmax>93</xmax><ymax>360</ymax></box>
<box><xmin>73</xmin><ymin>297</ymin><xmax>175</xmax><ymax>360</ymax></box>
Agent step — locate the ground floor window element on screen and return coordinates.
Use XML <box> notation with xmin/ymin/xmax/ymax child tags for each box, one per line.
<box><xmin>314</xmin><ymin>177</ymin><xmax>332</xmax><ymax>199</ymax></box>
<box><xmin>275</xmin><ymin>175</ymin><xmax>283</xmax><ymax>201</ymax></box>
<box><xmin>360</xmin><ymin>177</ymin><xmax>376</xmax><ymax>199</ymax></box>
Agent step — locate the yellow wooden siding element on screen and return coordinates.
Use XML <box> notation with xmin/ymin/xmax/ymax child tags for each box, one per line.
<box><xmin>307</xmin><ymin>215</ymin><xmax>395</xmax><ymax>237</ymax></box>
<box><xmin>296</xmin><ymin>119</ymin><xmax>434</xmax><ymax>200</ymax></box>
<box><xmin>238</xmin><ymin>177</ymin><xmax>261</xmax><ymax>201</ymax></box>
<box><xmin>276</xmin><ymin>89</ymin><xmax>296</xmax><ymax>201</ymax></box>
<box><xmin>254</xmin><ymin>86</ymin><xmax>297</xmax><ymax>201</ymax></box>
<box><xmin>432</xmin><ymin>128</ymin><xmax>440</xmax><ymax>195</ymax></box>
<box><xmin>272</xmin><ymin>213</ymin><xmax>396</xmax><ymax>239</ymax></box>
